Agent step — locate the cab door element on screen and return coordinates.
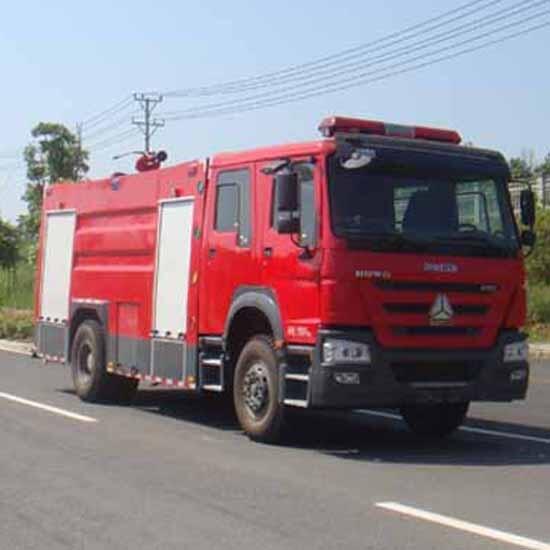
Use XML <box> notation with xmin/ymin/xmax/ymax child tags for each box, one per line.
<box><xmin>256</xmin><ymin>160</ymin><xmax>321</xmax><ymax>345</ymax></box>
<box><xmin>199</xmin><ymin>166</ymin><xmax>259</xmax><ymax>334</ymax></box>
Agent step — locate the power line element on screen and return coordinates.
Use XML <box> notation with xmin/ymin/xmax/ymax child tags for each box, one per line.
<box><xmin>163</xmin><ymin>0</ymin><xmax>507</xmax><ymax>98</ymax></box>
<box><xmin>87</xmin><ymin>128</ymin><xmax>142</xmax><ymax>152</ymax></box>
<box><xmin>161</xmin><ymin>17</ymin><xmax>550</xmax><ymax>122</ymax></box>
<box><xmin>0</xmin><ymin>162</ymin><xmax>25</xmax><ymax>173</ymax></box>
<box><xmin>204</xmin><ymin>0</ymin><xmax>544</xmax><ymax>100</ymax></box>
<box><xmin>0</xmin><ymin>99</ymin><xmax>136</xmax><ymax>172</ymax></box>
<box><xmin>80</xmin><ymin>95</ymin><xmax>134</xmax><ymax>130</ymax></box>
<box><xmin>160</xmin><ymin>1</ymin><xmax>549</xmax><ymax>119</ymax></box>
<box><xmin>82</xmin><ymin>5</ymin><xmax>521</xmax><ymax>150</ymax></box>
<box><xmin>1</xmin><ymin>0</ymin><xmax>548</xmax><ymax>168</ymax></box>
<box><xmin>82</xmin><ymin>110</ymin><xmax>140</xmax><ymax>142</ymax></box>
<box><xmin>0</xmin><ymin>151</ymin><xmax>22</xmax><ymax>161</ymax></box>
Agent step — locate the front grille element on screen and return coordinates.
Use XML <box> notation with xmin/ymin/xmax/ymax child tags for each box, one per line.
<box><xmin>384</xmin><ymin>303</ymin><xmax>488</xmax><ymax>315</ymax></box>
<box><xmin>392</xmin><ymin>326</ymin><xmax>480</xmax><ymax>337</ymax></box>
<box><xmin>391</xmin><ymin>360</ymin><xmax>483</xmax><ymax>383</ymax></box>
<box><xmin>375</xmin><ymin>280</ymin><xmax>498</xmax><ymax>294</ymax></box>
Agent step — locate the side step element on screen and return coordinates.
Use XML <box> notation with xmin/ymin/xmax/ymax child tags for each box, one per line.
<box><xmin>283</xmin><ymin>399</ymin><xmax>308</xmax><ymax>408</ymax></box>
<box><xmin>198</xmin><ymin>336</ymin><xmax>225</xmax><ymax>392</ymax></box>
<box><xmin>282</xmin><ymin>345</ymin><xmax>313</xmax><ymax>408</ymax></box>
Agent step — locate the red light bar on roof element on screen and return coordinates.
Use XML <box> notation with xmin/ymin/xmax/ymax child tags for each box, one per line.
<box><xmin>318</xmin><ymin>116</ymin><xmax>461</xmax><ymax>145</ymax></box>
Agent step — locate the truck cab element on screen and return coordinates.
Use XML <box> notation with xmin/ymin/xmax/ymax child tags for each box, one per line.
<box><xmin>199</xmin><ymin>117</ymin><xmax>532</xmax><ymax>440</ymax></box>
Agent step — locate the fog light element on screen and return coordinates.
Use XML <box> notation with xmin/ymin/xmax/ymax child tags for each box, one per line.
<box><xmin>334</xmin><ymin>372</ymin><xmax>360</xmax><ymax>385</ymax></box>
<box><xmin>510</xmin><ymin>369</ymin><xmax>527</xmax><ymax>383</ymax></box>
<box><xmin>503</xmin><ymin>341</ymin><xmax>529</xmax><ymax>363</ymax></box>
<box><xmin>323</xmin><ymin>339</ymin><xmax>371</xmax><ymax>365</ymax></box>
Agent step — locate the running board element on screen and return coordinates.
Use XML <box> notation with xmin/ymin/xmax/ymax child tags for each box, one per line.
<box><xmin>285</xmin><ymin>374</ymin><xmax>309</xmax><ymax>382</ymax></box>
<box><xmin>283</xmin><ymin>399</ymin><xmax>308</xmax><ymax>408</ymax></box>
<box><xmin>198</xmin><ymin>336</ymin><xmax>225</xmax><ymax>392</ymax></box>
<box><xmin>202</xmin><ymin>358</ymin><xmax>223</xmax><ymax>367</ymax></box>
<box><xmin>281</xmin><ymin>345</ymin><xmax>314</xmax><ymax>408</ymax></box>
<box><xmin>202</xmin><ymin>384</ymin><xmax>224</xmax><ymax>392</ymax></box>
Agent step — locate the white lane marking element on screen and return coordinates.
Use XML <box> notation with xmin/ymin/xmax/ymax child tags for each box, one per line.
<box><xmin>376</xmin><ymin>502</ymin><xmax>550</xmax><ymax>550</ymax></box>
<box><xmin>356</xmin><ymin>410</ymin><xmax>550</xmax><ymax>445</ymax></box>
<box><xmin>0</xmin><ymin>392</ymin><xmax>97</xmax><ymax>423</ymax></box>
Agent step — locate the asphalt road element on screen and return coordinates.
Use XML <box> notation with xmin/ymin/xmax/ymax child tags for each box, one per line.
<box><xmin>1</xmin><ymin>350</ymin><xmax>549</xmax><ymax>550</ymax></box>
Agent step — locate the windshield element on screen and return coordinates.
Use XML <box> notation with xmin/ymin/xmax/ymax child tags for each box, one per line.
<box><xmin>328</xmin><ymin>154</ymin><xmax>518</xmax><ymax>257</ymax></box>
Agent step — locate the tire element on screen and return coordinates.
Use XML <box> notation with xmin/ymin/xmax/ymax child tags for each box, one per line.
<box><xmin>400</xmin><ymin>402</ymin><xmax>469</xmax><ymax>439</ymax></box>
<box><xmin>233</xmin><ymin>335</ymin><xmax>285</xmax><ymax>443</ymax></box>
<box><xmin>70</xmin><ymin>320</ymin><xmax>138</xmax><ymax>403</ymax></box>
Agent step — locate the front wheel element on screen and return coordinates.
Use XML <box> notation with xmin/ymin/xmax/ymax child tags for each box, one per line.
<box><xmin>233</xmin><ymin>336</ymin><xmax>285</xmax><ymax>443</ymax></box>
<box><xmin>400</xmin><ymin>402</ymin><xmax>469</xmax><ymax>438</ymax></box>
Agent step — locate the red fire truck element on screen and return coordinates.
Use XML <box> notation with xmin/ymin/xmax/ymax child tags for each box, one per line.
<box><xmin>34</xmin><ymin>116</ymin><xmax>536</xmax><ymax>442</ymax></box>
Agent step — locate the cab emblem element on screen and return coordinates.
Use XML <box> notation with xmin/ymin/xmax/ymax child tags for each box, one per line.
<box><xmin>424</xmin><ymin>262</ymin><xmax>458</xmax><ymax>273</ymax></box>
<box><xmin>429</xmin><ymin>293</ymin><xmax>454</xmax><ymax>325</ymax></box>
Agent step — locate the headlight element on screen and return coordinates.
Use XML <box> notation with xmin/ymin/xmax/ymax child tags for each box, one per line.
<box><xmin>322</xmin><ymin>339</ymin><xmax>371</xmax><ymax>365</ymax></box>
<box><xmin>503</xmin><ymin>341</ymin><xmax>529</xmax><ymax>363</ymax></box>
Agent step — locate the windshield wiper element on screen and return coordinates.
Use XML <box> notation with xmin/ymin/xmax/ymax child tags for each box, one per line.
<box><xmin>342</xmin><ymin>231</ymin><xmax>430</xmax><ymax>252</ymax></box>
<box><xmin>431</xmin><ymin>232</ymin><xmax>516</xmax><ymax>256</ymax></box>
<box><xmin>342</xmin><ymin>229</ymin><xmax>516</xmax><ymax>257</ymax></box>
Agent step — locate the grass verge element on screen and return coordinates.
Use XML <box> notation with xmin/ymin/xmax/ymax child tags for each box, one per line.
<box><xmin>0</xmin><ymin>264</ymin><xmax>34</xmax><ymax>310</ymax></box>
<box><xmin>0</xmin><ymin>308</ymin><xmax>33</xmax><ymax>341</ymax></box>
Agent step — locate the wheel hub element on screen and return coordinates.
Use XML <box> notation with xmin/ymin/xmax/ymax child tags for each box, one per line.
<box><xmin>77</xmin><ymin>343</ymin><xmax>94</xmax><ymax>382</ymax></box>
<box><xmin>243</xmin><ymin>362</ymin><xmax>269</xmax><ymax>416</ymax></box>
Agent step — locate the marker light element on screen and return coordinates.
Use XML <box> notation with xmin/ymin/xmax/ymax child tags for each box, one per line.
<box><xmin>318</xmin><ymin>116</ymin><xmax>461</xmax><ymax>144</ymax></box>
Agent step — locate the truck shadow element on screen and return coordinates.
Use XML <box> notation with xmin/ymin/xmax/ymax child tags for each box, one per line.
<box><xmin>131</xmin><ymin>388</ymin><xmax>550</xmax><ymax>467</ymax></box>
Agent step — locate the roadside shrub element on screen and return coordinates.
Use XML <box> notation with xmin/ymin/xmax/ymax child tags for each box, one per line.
<box><xmin>527</xmin><ymin>284</ymin><xmax>550</xmax><ymax>324</ymax></box>
<box><xmin>0</xmin><ymin>308</ymin><xmax>34</xmax><ymax>340</ymax></box>
<box><xmin>526</xmin><ymin>207</ymin><xmax>550</xmax><ymax>286</ymax></box>
<box><xmin>0</xmin><ymin>262</ymin><xmax>34</xmax><ymax>310</ymax></box>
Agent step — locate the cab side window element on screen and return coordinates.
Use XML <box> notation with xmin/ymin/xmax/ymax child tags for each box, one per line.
<box><xmin>215</xmin><ymin>184</ymin><xmax>239</xmax><ymax>232</ymax></box>
<box><xmin>215</xmin><ymin>169</ymin><xmax>251</xmax><ymax>247</ymax></box>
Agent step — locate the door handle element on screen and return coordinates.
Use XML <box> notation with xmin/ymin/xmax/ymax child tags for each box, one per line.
<box><xmin>263</xmin><ymin>247</ymin><xmax>273</xmax><ymax>257</ymax></box>
<box><xmin>208</xmin><ymin>248</ymin><xmax>217</xmax><ymax>258</ymax></box>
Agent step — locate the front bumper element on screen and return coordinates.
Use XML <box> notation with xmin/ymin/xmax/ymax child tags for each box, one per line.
<box><xmin>308</xmin><ymin>329</ymin><xmax>529</xmax><ymax>408</ymax></box>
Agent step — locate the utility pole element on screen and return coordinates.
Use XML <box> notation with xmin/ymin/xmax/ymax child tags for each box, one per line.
<box><xmin>75</xmin><ymin>122</ymin><xmax>83</xmax><ymax>180</ymax></box>
<box><xmin>132</xmin><ymin>93</ymin><xmax>165</xmax><ymax>153</ymax></box>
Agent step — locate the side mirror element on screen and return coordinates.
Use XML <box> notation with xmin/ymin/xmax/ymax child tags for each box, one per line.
<box><xmin>275</xmin><ymin>173</ymin><xmax>298</xmax><ymax>211</ymax></box>
<box><xmin>520</xmin><ymin>189</ymin><xmax>536</xmax><ymax>227</ymax></box>
<box><xmin>520</xmin><ymin>229</ymin><xmax>536</xmax><ymax>248</ymax></box>
<box><xmin>274</xmin><ymin>173</ymin><xmax>299</xmax><ymax>234</ymax></box>
<box><xmin>275</xmin><ymin>211</ymin><xmax>300</xmax><ymax>234</ymax></box>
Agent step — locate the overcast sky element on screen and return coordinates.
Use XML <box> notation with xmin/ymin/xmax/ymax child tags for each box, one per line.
<box><xmin>0</xmin><ymin>0</ymin><xmax>548</xmax><ymax>221</ymax></box>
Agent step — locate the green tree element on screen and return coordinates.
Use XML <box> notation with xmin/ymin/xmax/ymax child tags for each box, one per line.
<box><xmin>526</xmin><ymin>206</ymin><xmax>550</xmax><ymax>286</ymax></box>
<box><xmin>0</xmin><ymin>218</ymin><xmax>19</xmax><ymax>270</ymax></box>
<box><xmin>535</xmin><ymin>152</ymin><xmax>550</xmax><ymax>176</ymax></box>
<box><xmin>19</xmin><ymin>122</ymin><xmax>89</xmax><ymax>245</ymax></box>
<box><xmin>509</xmin><ymin>156</ymin><xmax>534</xmax><ymax>181</ymax></box>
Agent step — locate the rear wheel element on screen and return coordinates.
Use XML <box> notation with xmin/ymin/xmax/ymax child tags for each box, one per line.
<box><xmin>400</xmin><ymin>402</ymin><xmax>469</xmax><ymax>438</ymax></box>
<box><xmin>71</xmin><ymin>320</ymin><xmax>138</xmax><ymax>403</ymax></box>
<box><xmin>233</xmin><ymin>336</ymin><xmax>285</xmax><ymax>443</ymax></box>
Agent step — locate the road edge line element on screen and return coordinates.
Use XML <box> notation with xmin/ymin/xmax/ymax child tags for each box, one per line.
<box><xmin>0</xmin><ymin>339</ymin><xmax>34</xmax><ymax>356</ymax></box>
